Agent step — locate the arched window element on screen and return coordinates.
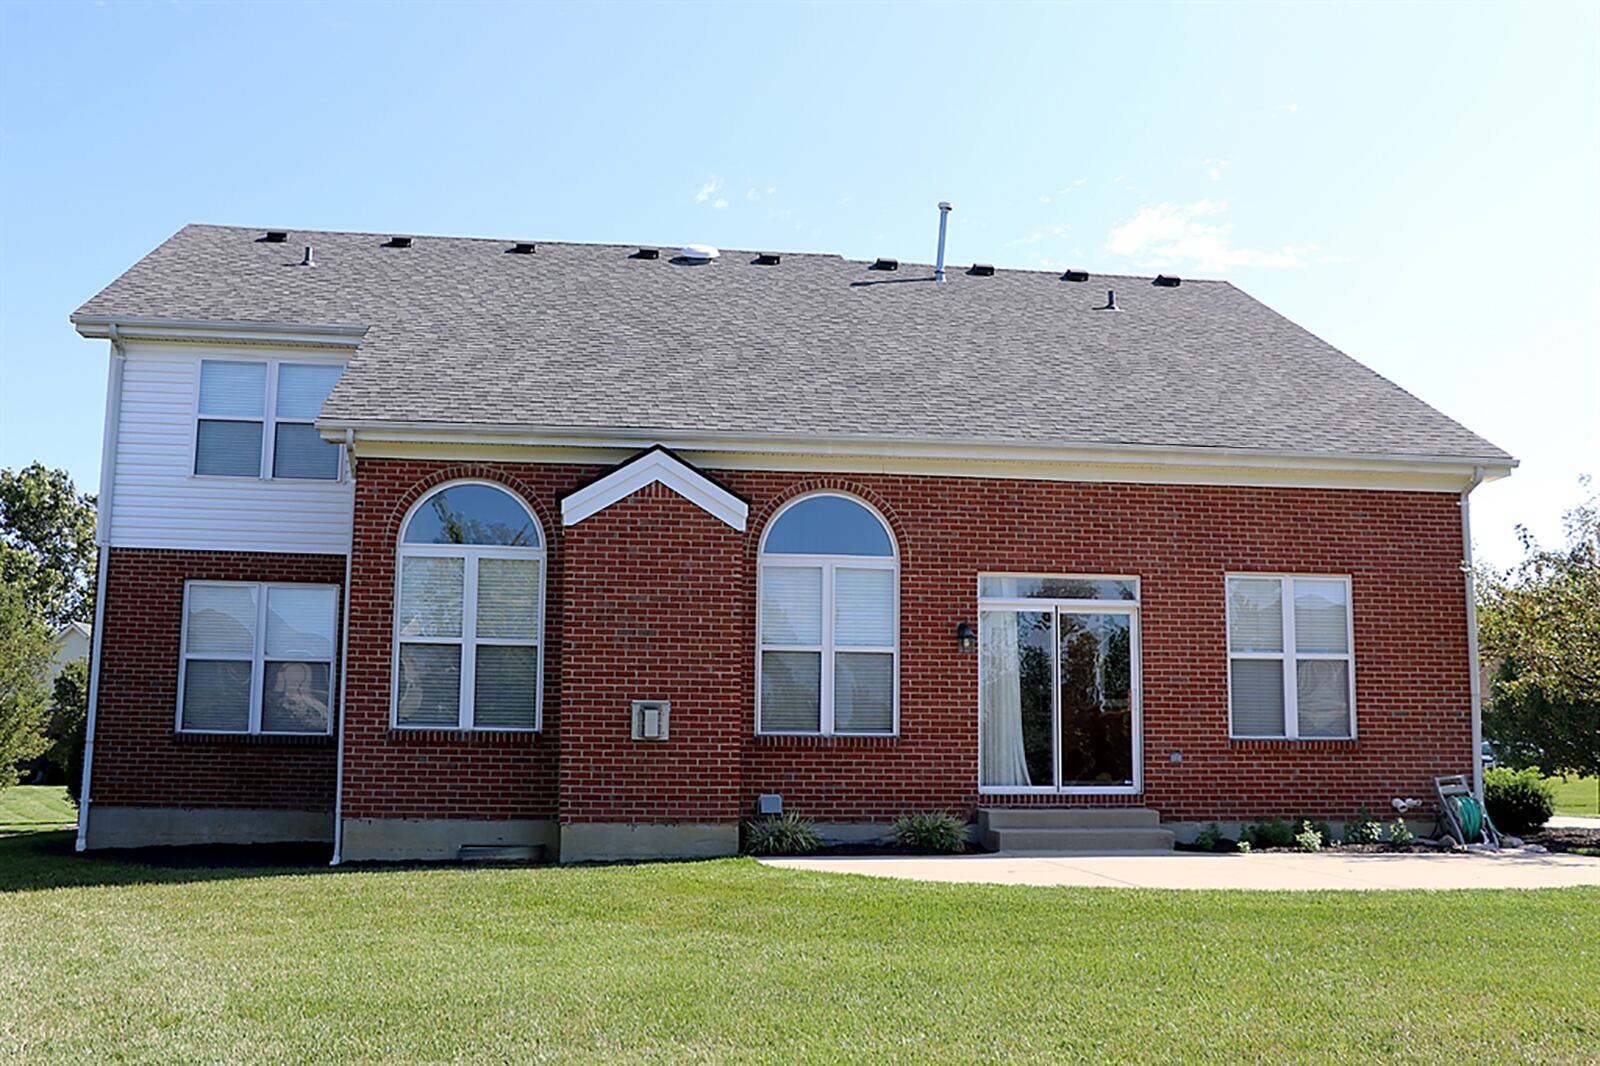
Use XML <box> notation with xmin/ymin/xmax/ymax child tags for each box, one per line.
<box><xmin>394</xmin><ymin>482</ymin><xmax>545</xmax><ymax>731</ymax></box>
<box><xmin>758</xmin><ymin>493</ymin><xmax>898</xmax><ymax>735</ymax></box>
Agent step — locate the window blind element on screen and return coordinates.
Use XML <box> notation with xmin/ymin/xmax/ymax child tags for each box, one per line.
<box><xmin>833</xmin><ymin>651</ymin><xmax>893</xmax><ymax>732</ymax></box>
<box><xmin>1228</xmin><ymin>578</ymin><xmax>1283</xmax><ymax>652</ymax></box>
<box><xmin>834</xmin><ymin>567</ymin><xmax>893</xmax><ymax>646</ymax></box>
<box><xmin>1230</xmin><ymin>659</ymin><xmax>1285</xmax><ymax>736</ymax></box>
<box><xmin>761</xmin><ymin>567</ymin><xmax>822</xmax><ymax>645</ymax></box>
<box><xmin>760</xmin><ymin>650</ymin><xmax>821</xmax><ymax>731</ymax></box>
<box><xmin>398</xmin><ymin>557</ymin><xmax>464</xmax><ymax>638</ymax></box>
<box><xmin>476</xmin><ymin>558</ymin><xmax>539</xmax><ymax>640</ymax></box>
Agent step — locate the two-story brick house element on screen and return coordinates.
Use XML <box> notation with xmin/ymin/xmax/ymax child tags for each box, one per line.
<box><xmin>70</xmin><ymin>223</ymin><xmax>1513</xmax><ymax>862</ymax></box>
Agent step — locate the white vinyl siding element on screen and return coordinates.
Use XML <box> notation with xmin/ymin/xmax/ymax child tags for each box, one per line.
<box><xmin>1226</xmin><ymin>574</ymin><xmax>1356</xmax><ymax>739</ymax></box>
<box><xmin>178</xmin><ymin>581</ymin><xmax>337</xmax><ymax>735</ymax></box>
<box><xmin>107</xmin><ymin>341</ymin><xmax>353</xmax><ymax>553</ymax></box>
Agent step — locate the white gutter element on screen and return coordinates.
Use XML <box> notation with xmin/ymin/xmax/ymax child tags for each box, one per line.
<box><xmin>317</xmin><ymin>419</ymin><xmax>1517</xmax><ymax>481</ymax></box>
<box><xmin>330</xmin><ymin>429</ymin><xmax>357</xmax><ymax>866</ymax></box>
<box><xmin>76</xmin><ymin>324</ymin><xmax>127</xmax><ymax>852</ymax></box>
<box><xmin>1462</xmin><ymin>464</ymin><xmax>1487</xmax><ymax>800</ymax></box>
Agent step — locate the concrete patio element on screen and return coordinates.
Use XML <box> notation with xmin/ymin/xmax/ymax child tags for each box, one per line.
<box><xmin>761</xmin><ymin>847</ymin><xmax>1600</xmax><ymax>890</ymax></box>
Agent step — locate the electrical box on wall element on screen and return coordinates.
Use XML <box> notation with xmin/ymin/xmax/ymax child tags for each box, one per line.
<box><xmin>631</xmin><ymin>700</ymin><xmax>670</xmax><ymax>741</ymax></box>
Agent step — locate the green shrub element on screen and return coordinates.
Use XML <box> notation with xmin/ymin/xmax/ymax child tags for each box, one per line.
<box><xmin>1484</xmin><ymin>766</ymin><xmax>1556</xmax><ymax>835</ymax></box>
<box><xmin>1242</xmin><ymin>819</ymin><xmax>1296</xmax><ymax>849</ymax></box>
<box><xmin>1388</xmin><ymin>818</ymin><xmax>1415</xmax><ymax>846</ymax></box>
<box><xmin>1193</xmin><ymin>823</ymin><xmax>1225</xmax><ymax>851</ymax></box>
<box><xmin>890</xmin><ymin>811</ymin><xmax>969</xmax><ymax>853</ymax></box>
<box><xmin>1294</xmin><ymin>821</ymin><xmax>1324</xmax><ymax>852</ymax></box>
<box><xmin>740</xmin><ymin>813</ymin><xmax>822</xmax><ymax>855</ymax></box>
<box><xmin>1293</xmin><ymin>817</ymin><xmax>1335</xmax><ymax>847</ymax></box>
<box><xmin>1342</xmin><ymin>811</ymin><xmax>1383</xmax><ymax>846</ymax></box>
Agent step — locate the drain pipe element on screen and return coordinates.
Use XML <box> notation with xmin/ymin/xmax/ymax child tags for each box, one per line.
<box><xmin>934</xmin><ymin>201</ymin><xmax>952</xmax><ymax>282</ymax></box>
<box><xmin>76</xmin><ymin>324</ymin><xmax>127</xmax><ymax>852</ymax></box>
<box><xmin>330</xmin><ymin>429</ymin><xmax>356</xmax><ymax>866</ymax></box>
<box><xmin>1461</xmin><ymin>464</ymin><xmax>1487</xmax><ymax>801</ymax></box>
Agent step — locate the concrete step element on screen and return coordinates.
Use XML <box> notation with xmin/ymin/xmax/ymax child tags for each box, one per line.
<box><xmin>978</xmin><ymin>806</ymin><xmax>1161</xmax><ymax>831</ymax></box>
<box><xmin>983</xmin><ymin>826</ymin><xmax>1176</xmax><ymax>853</ymax></box>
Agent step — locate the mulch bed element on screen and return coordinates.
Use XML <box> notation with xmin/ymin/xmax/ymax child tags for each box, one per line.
<box><xmin>1522</xmin><ymin>827</ymin><xmax>1600</xmax><ymax>855</ymax></box>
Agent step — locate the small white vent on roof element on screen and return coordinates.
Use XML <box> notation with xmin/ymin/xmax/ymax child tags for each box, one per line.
<box><xmin>679</xmin><ymin>243</ymin><xmax>720</xmax><ymax>261</ymax></box>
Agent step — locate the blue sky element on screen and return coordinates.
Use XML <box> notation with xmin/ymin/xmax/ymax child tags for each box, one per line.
<box><xmin>1</xmin><ymin>0</ymin><xmax>1595</xmax><ymax>568</ymax></box>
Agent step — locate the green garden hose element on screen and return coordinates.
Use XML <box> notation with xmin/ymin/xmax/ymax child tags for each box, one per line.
<box><xmin>1453</xmin><ymin>794</ymin><xmax>1483</xmax><ymax>842</ymax></box>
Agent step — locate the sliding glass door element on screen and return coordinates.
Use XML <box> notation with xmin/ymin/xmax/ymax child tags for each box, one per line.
<box><xmin>978</xmin><ymin>576</ymin><xmax>1141</xmax><ymax>794</ymax></box>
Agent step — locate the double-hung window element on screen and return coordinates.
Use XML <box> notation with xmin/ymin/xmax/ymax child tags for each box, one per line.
<box><xmin>393</xmin><ymin>482</ymin><xmax>545</xmax><ymax>731</ymax></box>
<box><xmin>1227</xmin><ymin>574</ymin><xmax>1355</xmax><ymax>739</ymax></box>
<box><xmin>194</xmin><ymin>359</ymin><xmax>345</xmax><ymax>479</ymax></box>
<box><xmin>178</xmin><ymin>581</ymin><xmax>338</xmax><ymax>735</ymax></box>
<box><xmin>757</xmin><ymin>493</ymin><xmax>898</xmax><ymax>735</ymax></box>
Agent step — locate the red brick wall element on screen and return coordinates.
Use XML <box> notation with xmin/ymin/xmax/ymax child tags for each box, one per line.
<box><xmin>103</xmin><ymin>459</ymin><xmax>1472</xmax><ymax>829</ymax></box>
<box><xmin>557</xmin><ymin>481</ymin><xmax>747</xmax><ymax>824</ymax></box>
<box><xmin>338</xmin><ymin>462</ymin><xmax>587</xmax><ymax>822</ymax></box>
<box><xmin>89</xmin><ymin>548</ymin><xmax>343</xmax><ymax>811</ymax></box>
<box><xmin>723</xmin><ymin>475</ymin><xmax>1473</xmax><ymax>821</ymax></box>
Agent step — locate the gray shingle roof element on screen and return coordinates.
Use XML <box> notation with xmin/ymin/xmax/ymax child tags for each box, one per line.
<box><xmin>74</xmin><ymin>223</ymin><xmax>1510</xmax><ymax>463</ymax></box>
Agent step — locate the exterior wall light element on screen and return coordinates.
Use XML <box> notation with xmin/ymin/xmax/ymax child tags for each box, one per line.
<box><xmin>956</xmin><ymin>621</ymin><xmax>977</xmax><ymax>654</ymax></box>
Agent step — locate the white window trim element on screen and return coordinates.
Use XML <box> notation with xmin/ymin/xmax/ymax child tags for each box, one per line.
<box><xmin>390</xmin><ymin>480</ymin><xmax>546</xmax><ymax>732</ymax></box>
<box><xmin>976</xmin><ymin>574</ymin><xmax>1143</xmax><ymax>796</ymax></box>
<box><xmin>175</xmin><ymin>580</ymin><xmax>339</xmax><ymax>736</ymax></box>
<box><xmin>191</xmin><ymin>355</ymin><xmax>347</xmax><ymax>483</ymax></box>
<box><xmin>1225</xmin><ymin>573</ymin><xmax>1357</xmax><ymax>740</ymax></box>
<box><xmin>755</xmin><ymin>492</ymin><xmax>900</xmax><ymax>737</ymax></box>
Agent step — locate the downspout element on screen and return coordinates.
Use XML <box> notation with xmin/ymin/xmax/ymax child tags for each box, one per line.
<box><xmin>76</xmin><ymin>324</ymin><xmax>127</xmax><ymax>852</ymax></box>
<box><xmin>330</xmin><ymin>428</ymin><xmax>356</xmax><ymax>866</ymax></box>
<box><xmin>1461</xmin><ymin>464</ymin><xmax>1487</xmax><ymax>800</ymax></box>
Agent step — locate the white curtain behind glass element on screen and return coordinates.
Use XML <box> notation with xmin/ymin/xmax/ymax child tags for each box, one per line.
<box><xmin>980</xmin><ymin>611</ymin><xmax>1031</xmax><ymax>787</ymax></box>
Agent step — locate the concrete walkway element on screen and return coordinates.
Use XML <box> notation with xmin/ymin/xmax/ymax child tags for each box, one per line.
<box><xmin>761</xmin><ymin>848</ymin><xmax>1600</xmax><ymax>890</ymax></box>
<box><xmin>1548</xmin><ymin>814</ymin><xmax>1600</xmax><ymax>829</ymax></box>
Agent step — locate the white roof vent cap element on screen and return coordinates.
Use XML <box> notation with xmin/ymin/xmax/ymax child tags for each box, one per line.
<box><xmin>678</xmin><ymin>243</ymin><xmax>720</xmax><ymax>261</ymax></box>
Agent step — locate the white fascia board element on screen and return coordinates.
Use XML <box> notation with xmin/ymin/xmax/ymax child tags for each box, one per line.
<box><xmin>561</xmin><ymin>449</ymin><xmax>747</xmax><ymax>530</ymax></box>
<box><xmin>73</xmin><ymin>315</ymin><xmax>367</xmax><ymax>349</ymax></box>
<box><xmin>330</xmin><ymin>420</ymin><xmax>1516</xmax><ymax>493</ymax></box>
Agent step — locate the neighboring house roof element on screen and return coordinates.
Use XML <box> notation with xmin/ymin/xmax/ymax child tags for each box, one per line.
<box><xmin>73</xmin><ymin>223</ymin><xmax>1512</xmax><ymax>466</ymax></box>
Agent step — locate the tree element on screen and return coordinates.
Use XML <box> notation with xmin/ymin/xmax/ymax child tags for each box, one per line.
<box><xmin>0</xmin><ymin>583</ymin><xmax>52</xmax><ymax>790</ymax></box>
<box><xmin>1479</xmin><ymin>481</ymin><xmax>1600</xmax><ymax>806</ymax></box>
<box><xmin>45</xmin><ymin>658</ymin><xmax>88</xmax><ymax>803</ymax></box>
<box><xmin>0</xmin><ymin>462</ymin><xmax>98</xmax><ymax>629</ymax></box>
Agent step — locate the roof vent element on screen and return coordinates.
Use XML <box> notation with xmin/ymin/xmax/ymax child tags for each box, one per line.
<box><xmin>968</xmin><ymin>263</ymin><xmax>995</xmax><ymax>277</ymax></box>
<box><xmin>870</xmin><ymin>257</ymin><xmax>898</xmax><ymax>271</ymax></box>
<box><xmin>753</xmin><ymin>253</ymin><xmax>781</xmax><ymax>266</ymax></box>
<box><xmin>261</xmin><ymin>230</ymin><xmax>288</xmax><ymax>243</ymax></box>
<box><xmin>631</xmin><ymin>248</ymin><xmax>660</xmax><ymax>260</ymax></box>
<box><xmin>1153</xmin><ymin>274</ymin><xmax>1181</xmax><ymax>288</ymax></box>
<box><xmin>384</xmin><ymin>236</ymin><xmax>413</xmax><ymax>248</ymax></box>
<box><xmin>508</xmin><ymin>242</ymin><xmax>536</xmax><ymax>254</ymax></box>
<box><xmin>301</xmin><ymin>245</ymin><xmax>315</xmax><ymax>267</ymax></box>
<box><xmin>679</xmin><ymin>243</ymin><xmax>720</xmax><ymax>261</ymax></box>
<box><xmin>1061</xmin><ymin>269</ymin><xmax>1089</xmax><ymax>282</ymax></box>
<box><xmin>1098</xmin><ymin>289</ymin><xmax>1119</xmax><ymax>311</ymax></box>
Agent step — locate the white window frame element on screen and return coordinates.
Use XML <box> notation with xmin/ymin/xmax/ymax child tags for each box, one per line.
<box><xmin>976</xmin><ymin>573</ymin><xmax>1143</xmax><ymax>796</ymax></box>
<box><xmin>1225</xmin><ymin>573</ymin><xmax>1357</xmax><ymax>740</ymax></box>
<box><xmin>191</xmin><ymin>355</ymin><xmax>347</xmax><ymax>482</ymax></box>
<box><xmin>175</xmin><ymin>580</ymin><xmax>339</xmax><ymax>736</ymax></box>
<box><xmin>755</xmin><ymin>492</ymin><xmax>899</xmax><ymax>737</ymax></box>
<box><xmin>390</xmin><ymin>480</ymin><xmax>546</xmax><ymax>732</ymax></box>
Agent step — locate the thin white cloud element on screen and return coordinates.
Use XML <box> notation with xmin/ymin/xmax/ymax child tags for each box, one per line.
<box><xmin>1106</xmin><ymin>200</ymin><xmax>1328</xmax><ymax>272</ymax></box>
<box><xmin>694</xmin><ymin>177</ymin><xmax>723</xmax><ymax>204</ymax></box>
<box><xmin>1204</xmin><ymin>158</ymin><xmax>1229</xmax><ymax>182</ymax></box>
<box><xmin>1282</xmin><ymin>102</ymin><xmax>1299</xmax><ymax>114</ymax></box>
<box><xmin>1004</xmin><ymin>223</ymin><xmax>1072</xmax><ymax>248</ymax></box>
<box><xmin>713</xmin><ymin>197</ymin><xmax>729</xmax><ymax>210</ymax></box>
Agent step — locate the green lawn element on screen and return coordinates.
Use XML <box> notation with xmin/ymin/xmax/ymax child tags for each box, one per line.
<box><xmin>1</xmin><ymin>832</ymin><xmax>1596</xmax><ymax>1063</ymax></box>
<box><xmin>0</xmin><ymin>785</ymin><xmax>77</xmax><ymax>833</ymax></box>
<box><xmin>1547</xmin><ymin>774</ymin><xmax>1600</xmax><ymax>817</ymax></box>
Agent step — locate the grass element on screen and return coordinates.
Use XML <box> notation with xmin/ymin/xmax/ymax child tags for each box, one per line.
<box><xmin>0</xmin><ymin>784</ymin><xmax>77</xmax><ymax>833</ymax></box>
<box><xmin>1</xmin><ymin>832</ymin><xmax>1597</xmax><ymax>1063</ymax></box>
<box><xmin>1546</xmin><ymin>774</ymin><xmax>1600</xmax><ymax>817</ymax></box>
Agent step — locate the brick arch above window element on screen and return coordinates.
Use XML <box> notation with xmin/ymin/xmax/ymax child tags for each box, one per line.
<box><xmin>745</xmin><ymin>478</ymin><xmax>910</xmax><ymax>570</ymax></box>
<box><xmin>380</xmin><ymin>464</ymin><xmax>556</xmax><ymax>551</ymax></box>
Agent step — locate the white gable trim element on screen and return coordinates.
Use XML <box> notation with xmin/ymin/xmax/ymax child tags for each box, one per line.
<box><xmin>560</xmin><ymin>448</ymin><xmax>748</xmax><ymax>531</ymax></box>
